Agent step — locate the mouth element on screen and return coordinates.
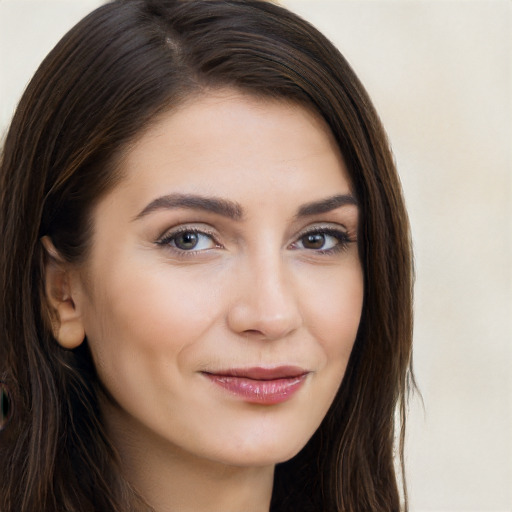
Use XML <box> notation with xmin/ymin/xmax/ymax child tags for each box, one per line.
<box><xmin>202</xmin><ymin>366</ymin><xmax>309</xmax><ymax>405</ymax></box>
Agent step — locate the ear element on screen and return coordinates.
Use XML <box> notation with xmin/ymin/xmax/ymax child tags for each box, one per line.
<box><xmin>41</xmin><ymin>236</ymin><xmax>86</xmax><ymax>349</ymax></box>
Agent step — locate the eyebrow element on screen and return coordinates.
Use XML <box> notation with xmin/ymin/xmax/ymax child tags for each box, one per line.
<box><xmin>133</xmin><ymin>192</ymin><xmax>357</xmax><ymax>222</ymax></box>
<box><xmin>133</xmin><ymin>193</ymin><xmax>243</xmax><ymax>221</ymax></box>
<box><xmin>296</xmin><ymin>194</ymin><xmax>358</xmax><ymax>217</ymax></box>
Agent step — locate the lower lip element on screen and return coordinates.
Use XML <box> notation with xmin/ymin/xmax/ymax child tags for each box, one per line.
<box><xmin>204</xmin><ymin>373</ymin><xmax>308</xmax><ymax>405</ymax></box>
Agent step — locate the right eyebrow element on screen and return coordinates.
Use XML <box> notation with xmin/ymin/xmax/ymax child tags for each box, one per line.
<box><xmin>132</xmin><ymin>193</ymin><xmax>244</xmax><ymax>221</ymax></box>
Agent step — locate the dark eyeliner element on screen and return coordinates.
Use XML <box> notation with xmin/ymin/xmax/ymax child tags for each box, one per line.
<box><xmin>296</xmin><ymin>226</ymin><xmax>355</xmax><ymax>254</ymax></box>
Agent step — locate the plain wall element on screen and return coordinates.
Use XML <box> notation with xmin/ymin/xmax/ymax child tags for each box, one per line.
<box><xmin>1</xmin><ymin>1</ymin><xmax>511</xmax><ymax>510</ymax></box>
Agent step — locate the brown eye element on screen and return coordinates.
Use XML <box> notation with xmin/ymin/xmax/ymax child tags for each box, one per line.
<box><xmin>293</xmin><ymin>228</ymin><xmax>350</xmax><ymax>254</ymax></box>
<box><xmin>301</xmin><ymin>233</ymin><xmax>326</xmax><ymax>249</ymax></box>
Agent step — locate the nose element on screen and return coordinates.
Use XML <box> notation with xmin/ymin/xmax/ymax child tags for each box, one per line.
<box><xmin>226</xmin><ymin>254</ymin><xmax>303</xmax><ymax>341</ymax></box>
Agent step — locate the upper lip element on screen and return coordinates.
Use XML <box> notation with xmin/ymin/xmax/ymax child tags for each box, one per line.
<box><xmin>203</xmin><ymin>366</ymin><xmax>308</xmax><ymax>380</ymax></box>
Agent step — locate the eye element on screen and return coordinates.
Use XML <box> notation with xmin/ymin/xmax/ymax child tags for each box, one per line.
<box><xmin>157</xmin><ymin>228</ymin><xmax>218</xmax><ymax>252</ymax></box>
<box><xmin>300</xmin><ymin>232</ymin><xmax>336</xmax><ymax>250</ymax></box>
<box><xmin>292</xmin><ymin>227</ymin><xmax>352</xmax><ymax>254</ymax></box>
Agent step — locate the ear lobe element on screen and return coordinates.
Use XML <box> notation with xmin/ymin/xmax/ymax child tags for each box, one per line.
<box><xmin>41</xmin><ymin>236</ymin><xmax>85</xmax><ymax>349</ymax></box>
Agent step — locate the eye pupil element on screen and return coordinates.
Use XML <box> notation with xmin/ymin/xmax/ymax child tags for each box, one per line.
<box><xmin>303</xmin><ymin>233</ymin><xmax>325</xmax><ymax>249</ymax></box>
<box><xmin>175</xmin><ymin>232</ymin><xmax>199</xmax><ymax>250</ymax></box>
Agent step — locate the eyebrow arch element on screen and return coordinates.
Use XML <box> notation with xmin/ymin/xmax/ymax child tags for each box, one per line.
<box><xmin>133</xmin><ymin>193</ymin><xmax>244</xmax><ymax>221</ymax></box>
<box><xmin>296</xmin><ymin>194</ymin><xmax>358</xmax><ymax>217</ymax></box>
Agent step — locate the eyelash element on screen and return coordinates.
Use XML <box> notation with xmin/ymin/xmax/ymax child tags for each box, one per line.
<box><xmin>156</xmin><ymin>227</ymin><xmax>220</xmax><ymax>256</ymax></box>
<box><xmin>291</xmin><ymin>227</ymin><xmax>354</xmax><ymax>255</ymax></box>
<box><xmin>156</xmin><ymin>225</ymin><xmax>355</xmax><ymax>257</ymax></box>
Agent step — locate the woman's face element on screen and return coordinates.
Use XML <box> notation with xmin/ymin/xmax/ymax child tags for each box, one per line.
<box><xmin>71</xmin><ymin>90</ymin><xmax>363</xmax><ymax>467</ymax></box>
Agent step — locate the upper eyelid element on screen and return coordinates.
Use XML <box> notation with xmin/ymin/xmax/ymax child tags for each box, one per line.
<box><xmin>157</xmin><ymin>223</ymin><xmax>218</xmax><ymax>240</ymax></box>
<box><xmin>298</xmin><ymin>223</ymin><xmax>348</xmax><ymax>233</ymax></box>
<box><xmin>294</xmin><ymin>223</ymin><xmax>352</xmax><ymax>238</ymax></box>
<box><xmin>158</xmin><ymin>222</ymin><xmax>349</xmax><ymax>235</ymax></box>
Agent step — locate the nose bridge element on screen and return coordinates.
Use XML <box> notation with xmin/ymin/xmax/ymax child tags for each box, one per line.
<box><xmin>227</xmin><ymin>243</ymin><xmax>302</xmax><ymax>340</ymax></box>
<box><xmin>252</xmin><ymin>249</ymin><xmax>293</xmax><ymax>312</ymax></box>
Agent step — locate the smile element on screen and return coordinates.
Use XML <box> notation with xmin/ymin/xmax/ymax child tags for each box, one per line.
<box><xmin>202</xmin><ymin>366</ymin><xmax>309</xmax><ymax>405</ymax></box>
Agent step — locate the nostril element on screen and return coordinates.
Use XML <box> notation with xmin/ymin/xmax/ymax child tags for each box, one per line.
<box><xmin>242</xmin><ymin>329</ymin><xmax>265</xmax><ymax>338</ymax></box>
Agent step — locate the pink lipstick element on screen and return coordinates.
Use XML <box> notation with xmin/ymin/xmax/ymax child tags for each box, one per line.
<box><xmin>203</xmin><ymin>366</ymin><xmax>308</xmax><ymax>405</ymax></box>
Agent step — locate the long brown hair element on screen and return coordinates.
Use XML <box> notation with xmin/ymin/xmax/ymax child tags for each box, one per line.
<box><xmin>0</xmin><ymin>1</ymin><xmax>414</xmax><ymax>510</ymax></box>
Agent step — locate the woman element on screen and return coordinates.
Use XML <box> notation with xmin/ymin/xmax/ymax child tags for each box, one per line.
<box><xmin>0</xmin><ymin>1</ymin><xmax>414</xmax><ymax>511</ymax></box>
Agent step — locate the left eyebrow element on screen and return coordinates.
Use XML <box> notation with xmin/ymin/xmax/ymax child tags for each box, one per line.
<box><xmin>295</xmin><ymin>194</ymin><xmax>358</xmax><ymax>218</ymax></box>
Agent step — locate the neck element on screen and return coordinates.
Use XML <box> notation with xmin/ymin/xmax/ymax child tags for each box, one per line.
<box><xmin>104</xmin><ymin>402</ymin><xmax>275</xmax><ymax>512</ymax></box>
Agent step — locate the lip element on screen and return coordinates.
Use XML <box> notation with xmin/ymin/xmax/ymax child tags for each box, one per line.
<box><xmin>202</xmin><ymin>366</ymin><xmax>309</xmax><ymax>405</ymax></box>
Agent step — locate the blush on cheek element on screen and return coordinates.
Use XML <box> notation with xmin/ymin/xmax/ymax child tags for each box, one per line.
<box><xmin>307</xmin><ymin>281</ymin><xmax>362</xmax><ymax>353</ymax></box>
<box><xmin>103</xmin><ymin>271</ymin><xmax>217</xmax><ymax>357</ymax></box>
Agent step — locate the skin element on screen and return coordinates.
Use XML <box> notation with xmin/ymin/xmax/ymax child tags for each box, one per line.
<box><xmin>45</xmin><ymin>90</ymin><xmax>364</xmax><ymax>512</ymax></box>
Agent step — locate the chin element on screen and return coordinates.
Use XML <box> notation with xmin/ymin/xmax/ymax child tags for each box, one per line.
<box><xmin>205</xmin><ymin>426</ymin><xmax>312</xmax><ymax>468</ymax></box>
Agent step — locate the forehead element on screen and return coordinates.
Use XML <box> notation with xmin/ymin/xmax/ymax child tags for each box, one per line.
<box><xmin>110</xmin><ymin>89</ymin><xmax>352</xmax><ymax>210</ymax></box>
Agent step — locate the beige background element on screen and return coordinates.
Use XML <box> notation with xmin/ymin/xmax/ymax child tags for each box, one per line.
<box><xmin>1</xmin><ymin>1</ymin><xmax>511</xmax><ymax>510</ymax></box>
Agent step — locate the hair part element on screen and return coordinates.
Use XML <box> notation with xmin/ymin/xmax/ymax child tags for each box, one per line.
<box><xmin>0</xmin><ymin>1</ymin><xmax>414</xmax><ymax>511</ymax></box>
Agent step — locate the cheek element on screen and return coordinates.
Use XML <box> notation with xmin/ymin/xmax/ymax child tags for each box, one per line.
<box><xmin>299</xmin><ymin>262</ymin><xmax>364</xmax><ymax>362</ymax></box>
<box><xmin>303</xmin><ymin>264</ymin><xmax>364</xmax><ymax>424</ymax></box>
<box><xmin>80</xmin><ymin>258</ymin><xmax>224</xmax><ymax>385</ymax></box>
